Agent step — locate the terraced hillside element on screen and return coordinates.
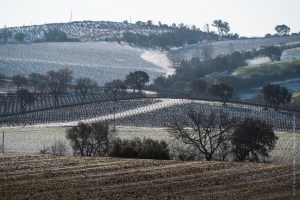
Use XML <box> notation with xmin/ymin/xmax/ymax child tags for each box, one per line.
<box><xmin>0</xmin><ymin>153</ymin><xmax>298</xmax><ymax>200</ymax></box>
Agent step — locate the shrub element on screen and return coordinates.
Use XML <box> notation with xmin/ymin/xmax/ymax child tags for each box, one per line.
<box><xmin>109</xmin><ymin>138</ymin><xmax>170</xmax><ymax>160</ymax></box>
<box><xmin>39</xmin><ymin>140</ymin><xmax>67</xmax><ymax>156</ymax></box>
<box><xmin>50</xmin><ymin>140</ymin><xmax>67</xmax><ymax>156</ymax></box>
<box><xmin>66</xmin><ymin>121</ymin><xmax>110</xmax><ymax>156</ymax></box>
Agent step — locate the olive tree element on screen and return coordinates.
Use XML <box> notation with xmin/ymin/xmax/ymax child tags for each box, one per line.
<box><xmin>208</xmin><ymin>83</ymin><xmax>234</xmax><ymax>105</ymax></box>
<box><xmin>232</xmin><ymin>118</ymin><xmax>278</xmax><ymax>162</ymax></box>
<box><xmin>261</xmin><ymin>83</ymin><xmax>292</xmax><ymax>110</ymax></box>
<box><xmin>261</xmin><ymin>46</ymin><xmax>282</xmax><ymax>62</ymax></box>
<box><xmin>125</xmin><ymin>71</ymin><xmax>149</xmax><ymax>93</ymax></box>
<box><xmin>275</xmin><ymin>24</ymin><xmax>290</xmax><ymax>36</ymax></box>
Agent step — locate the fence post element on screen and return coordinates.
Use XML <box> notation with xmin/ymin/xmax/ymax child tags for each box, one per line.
<box><xmin>113</xmin><ymin>89</ymin><xmax>117</xmax><ymax>132</ymax></box>
<box><xmin>2</xmin><ymin>131</ymin><xmax>4</xmax><ymax>153</ymax></box>
<box><xmin>293</xmin><ymin>113</ymin><xmax>296</xmax><ymax>197</ymax></box>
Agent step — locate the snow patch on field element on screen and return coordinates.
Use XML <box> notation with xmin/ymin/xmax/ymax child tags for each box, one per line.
<box><xmin>141</xmin><ymin>50</ymin><xmax>175</xmax><ymax>76</ymax></box>
<box><xmin>246</xmin><ymin>56</ymin><xmax>271</xmax><ymax>65</ymax></box>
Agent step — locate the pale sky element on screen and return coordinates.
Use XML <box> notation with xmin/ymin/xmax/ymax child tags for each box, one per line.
<box><xmin>1</xmin><ymin>0</ymin><xmax>300</xmax><ymax>37</ymax></box>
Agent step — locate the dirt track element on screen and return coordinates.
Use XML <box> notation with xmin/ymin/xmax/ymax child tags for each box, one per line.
<box><xmin>0</xmin><ymin>153</ymin><xmax>299</xmax><ymax>200</ymax></box>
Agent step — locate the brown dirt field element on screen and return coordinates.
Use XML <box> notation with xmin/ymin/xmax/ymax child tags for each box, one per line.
<box><xmin>0</xmin><ymin>153</ymin><xmax>299</xmax><ymax>200</ymax></box>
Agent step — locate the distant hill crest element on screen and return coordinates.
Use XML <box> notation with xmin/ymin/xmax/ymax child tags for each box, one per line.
<box><xmin>1</xmin><ymin>21</ymin><xmax>173</xmax><ymax>42</ymax></box>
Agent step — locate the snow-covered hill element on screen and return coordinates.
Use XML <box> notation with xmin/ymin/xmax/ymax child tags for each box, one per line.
<box><xmin>169</xmin><ymin>35</ymin><xmax>300</xmax><ymax>62</ymax></box>
<box><xmin>0</xmin><ymin>42</ymin><xmax>173</xmax><ymax>85</ymax></box>
<box><xmin>1</xmin><ymin>21</ymin><xmax>172</xmax><ymax>42</ymax></box>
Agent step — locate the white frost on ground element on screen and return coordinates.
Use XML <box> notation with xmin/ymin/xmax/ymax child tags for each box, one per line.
<box><xmin>9</xmin><ymin>98</ymin><xmax>185</xmax><ymax>128</ymax></box>
<box><xmin>141</xmin><ymin>50</ymin><xmax>175</xmax><ymax>76</ymax></box>
<box><xmin>3</xmin><ymin>99</ymin><xmax>226</xmax><ymax>129</ymax></box>
<box><xmin>246</xmin><ymin>56</ymin><xmax>271</xmax><ymax>65</ymax></box>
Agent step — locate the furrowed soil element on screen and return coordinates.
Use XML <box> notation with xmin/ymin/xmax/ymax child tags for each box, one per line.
<box><xmin>0</xmin><ymin>153</ymin><xmax>299</xmax><ymax>200</ymax></box>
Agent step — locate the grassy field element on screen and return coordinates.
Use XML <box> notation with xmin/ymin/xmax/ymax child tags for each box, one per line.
<box><xmin>234</xmin><ymin>60</ymin><xmax>300</xmax><ymax>78</ymax></box>
<box><xmin>282</xmin><ymin>47</ymin><xmax>300</xmax><ymax>61</ymax></box>
<box><xmin>293</xmin><ymin>92</ymin><xmax>300</xmax><ymax>98</ymax></box>
<box><xmin>1</xmin><ymin>126</ymin><xmax>299</xmax><ymax>164</ymax></box>
<box><xmin>0</xmin><ymin>153</ymin><xmax>299</xmax><ymax>200</ymax></box>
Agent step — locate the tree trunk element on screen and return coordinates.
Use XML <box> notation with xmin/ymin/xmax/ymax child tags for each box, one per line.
<box><xmin>205</xmin><ymin>154</ymin><xmax>213</xmax><ymax>161</ymax></box>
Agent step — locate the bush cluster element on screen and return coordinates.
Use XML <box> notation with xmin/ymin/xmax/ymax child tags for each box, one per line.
<box><xmin>109</xmin><ymin>138</ymin><xmax>170</xmax><ymax>160</ymax></box>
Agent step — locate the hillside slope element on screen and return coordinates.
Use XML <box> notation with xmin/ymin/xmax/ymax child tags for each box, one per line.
<box><xmin>1</xmin><ymin>21</ymin><xmax>172</xmax><ymax>42</ymax></box>
<box><xmin>0</xmin><ymin>42</ymin><xmax>172</xmax><ymax>84</ymax></box>
<box><xmin>0</xmin><ymin>153</ymin><xmax>298</xmax><ymax>200</ymax></box>
<box><xmin>169</xmin><ymin>35</ymin><xmax>300</xmax><ymax>62</ymax></box>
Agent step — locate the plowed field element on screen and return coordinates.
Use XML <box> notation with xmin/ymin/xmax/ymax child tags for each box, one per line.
<box><xmin>0</xmin><ymin>153</ymin><xmax>299</xmax><ymax>200</ymax></box>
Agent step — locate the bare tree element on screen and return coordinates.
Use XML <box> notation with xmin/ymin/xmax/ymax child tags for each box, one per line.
<box><xmin>29</xmin><ymin>73</ymin><xmax>47</xmax><ymax>94</ymax></box>
<box><xmin>201</xmin><ymin>43</ymin><xmax>213</xmax><ymax>61</ymax></box>
<box><xmin>46</xmin><ymin>69</ymin><xmax>73</xmax><ymax>107</ymax></box>
<box><xmin>50</xmin><ymin>140</ymin><xmax>67</xmax><ymax>156</ymax></box>
<box><xmin>203</xmin><ymin>24</ymin><xmax>210</xmax><ymax>34</ymax></box>
<box><xmin>11</xmin><ymin>75</ymin><xmax>27</xmax><ymax>91</ymax></box>
<box><xmin>166</xmin><ymin>109</ymin><xmax>236</xmax><ymax>161</ymax></box>
<box><xmin>75</xmin><ymin>78</ymin><xmax>98</xmax><ymax>103</ymax></box>
<box><xmin>16</xmin><ymin>89</ymin><xmax>34</xmax><ymax>112</ymax></box>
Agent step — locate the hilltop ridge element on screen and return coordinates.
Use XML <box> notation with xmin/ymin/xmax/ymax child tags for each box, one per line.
<box><xmin>1</xmin><ymin>20</ymin><xmax>173</xmax><ymax>42</ymax></box>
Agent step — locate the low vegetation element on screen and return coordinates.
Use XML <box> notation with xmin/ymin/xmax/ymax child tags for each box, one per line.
<box><xmin>109</xmin><ymin>138</ymin><xmax>170</xmax><ymax>160</ymax></box>
<box><xmin>67</xmin><ymin>122</ymin><xmax>110</xmax><ymax>156</ymax></box>
<box><xmin>261</xmin><ymin>84</ymin><xmax>292</xmax><ymax>109</ymax></box>
<box><xmin>151</xmin><ymin>46</ymin><xmax>284</xmax><ymax>92</ymax></box>
<box><xmin>65</xmin><ymin>110</ymin><xmax>279</xmax><ymax>164</ymax></box>
<box><xmin>234</xmin><ymin>60</ymin><xmax>300</xmax><ymax>78</ymax></box>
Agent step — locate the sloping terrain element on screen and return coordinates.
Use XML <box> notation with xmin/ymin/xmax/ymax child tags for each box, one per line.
<box><xmin>0</xmin><ymin>42</ymin><xmax>172</xmax><ymax>84</ymax></box>
<box><xmin>234</xmin><ymin>60</ymin><xmax>300</xmax><ymax>78</ymax></box>
<box><xmin>0</xmin><ymin>153</ymin><xmax>298</xmax><ymax>200</ymax></box>
<box><xmin>2</xmin><ymin>21</ymin><xmax>172</xmax><ymax>42</ymax></box>
<box><xmin>1</xmin><ymin>99</ymin><xmax>299</xmax><ymax>130</ymax></box>
<box><xmin>169</xmin><ymin>35</ymin><xmax>300</xmax><ymax>62</ymax></box>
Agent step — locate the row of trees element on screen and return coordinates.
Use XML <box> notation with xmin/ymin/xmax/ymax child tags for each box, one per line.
<box><xmin>1</xmin><ymin>22</ymin><xmax>299</xmax><ymax>44</ymax></box>
<box><xmin>167</xmin><ymin>109</ymin><xmax>278</xmax><ymax>162</ymax></box>
<box><xmin>0</xmin><ymin>28</ymin><xmax>76</xmax><ymax>43</ymax></box>
<box><xmin>66</xmin><ymin>121</ymin><xmax>170</xmax><ymax>159</ymax></box>
<box><xmin>66</xmin><ymin>112</ymin><xmax>278</xmax><ymax>163</ymax></box>
<box><xmin>4</xmin><ymin>69</ymin><xmax>151</xmax><ymax>112</ymax></box>
<box><xmin>190</xmin><ymin>79</ymin><xmax>292</xmax><ymax>109</ymax></box>
<box><xmin>265</xmin><ymin>24</ymin><xmax>300</xmax><ymax>37</ymax></box>
<box><xmin>0</xmin><ymin>30</ymin><xmax>27</xmax><ymax>43</ymax></box>
<box><xmin>122</xmin><ymin>19</ymin><xmax>239</xmax><ymax>49</ymax></box>
<box><xmin>152</xmin><ymin>46</ymin><xmax>283</xmax><ymax>92</ymax></box>
<box><xmin>7</xmin><ymin>69</ymin><xmax>98</xmax><ymax>110</ymax></box>
<box><xmin>105</xmin><ymin>71</ymin><xmax>149</xmax><ymax>93</ymax></box>
<box><xmin>43</xmin><ymin>29</ymin><xmax>78</xmax><ymax>42</ymax></box>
